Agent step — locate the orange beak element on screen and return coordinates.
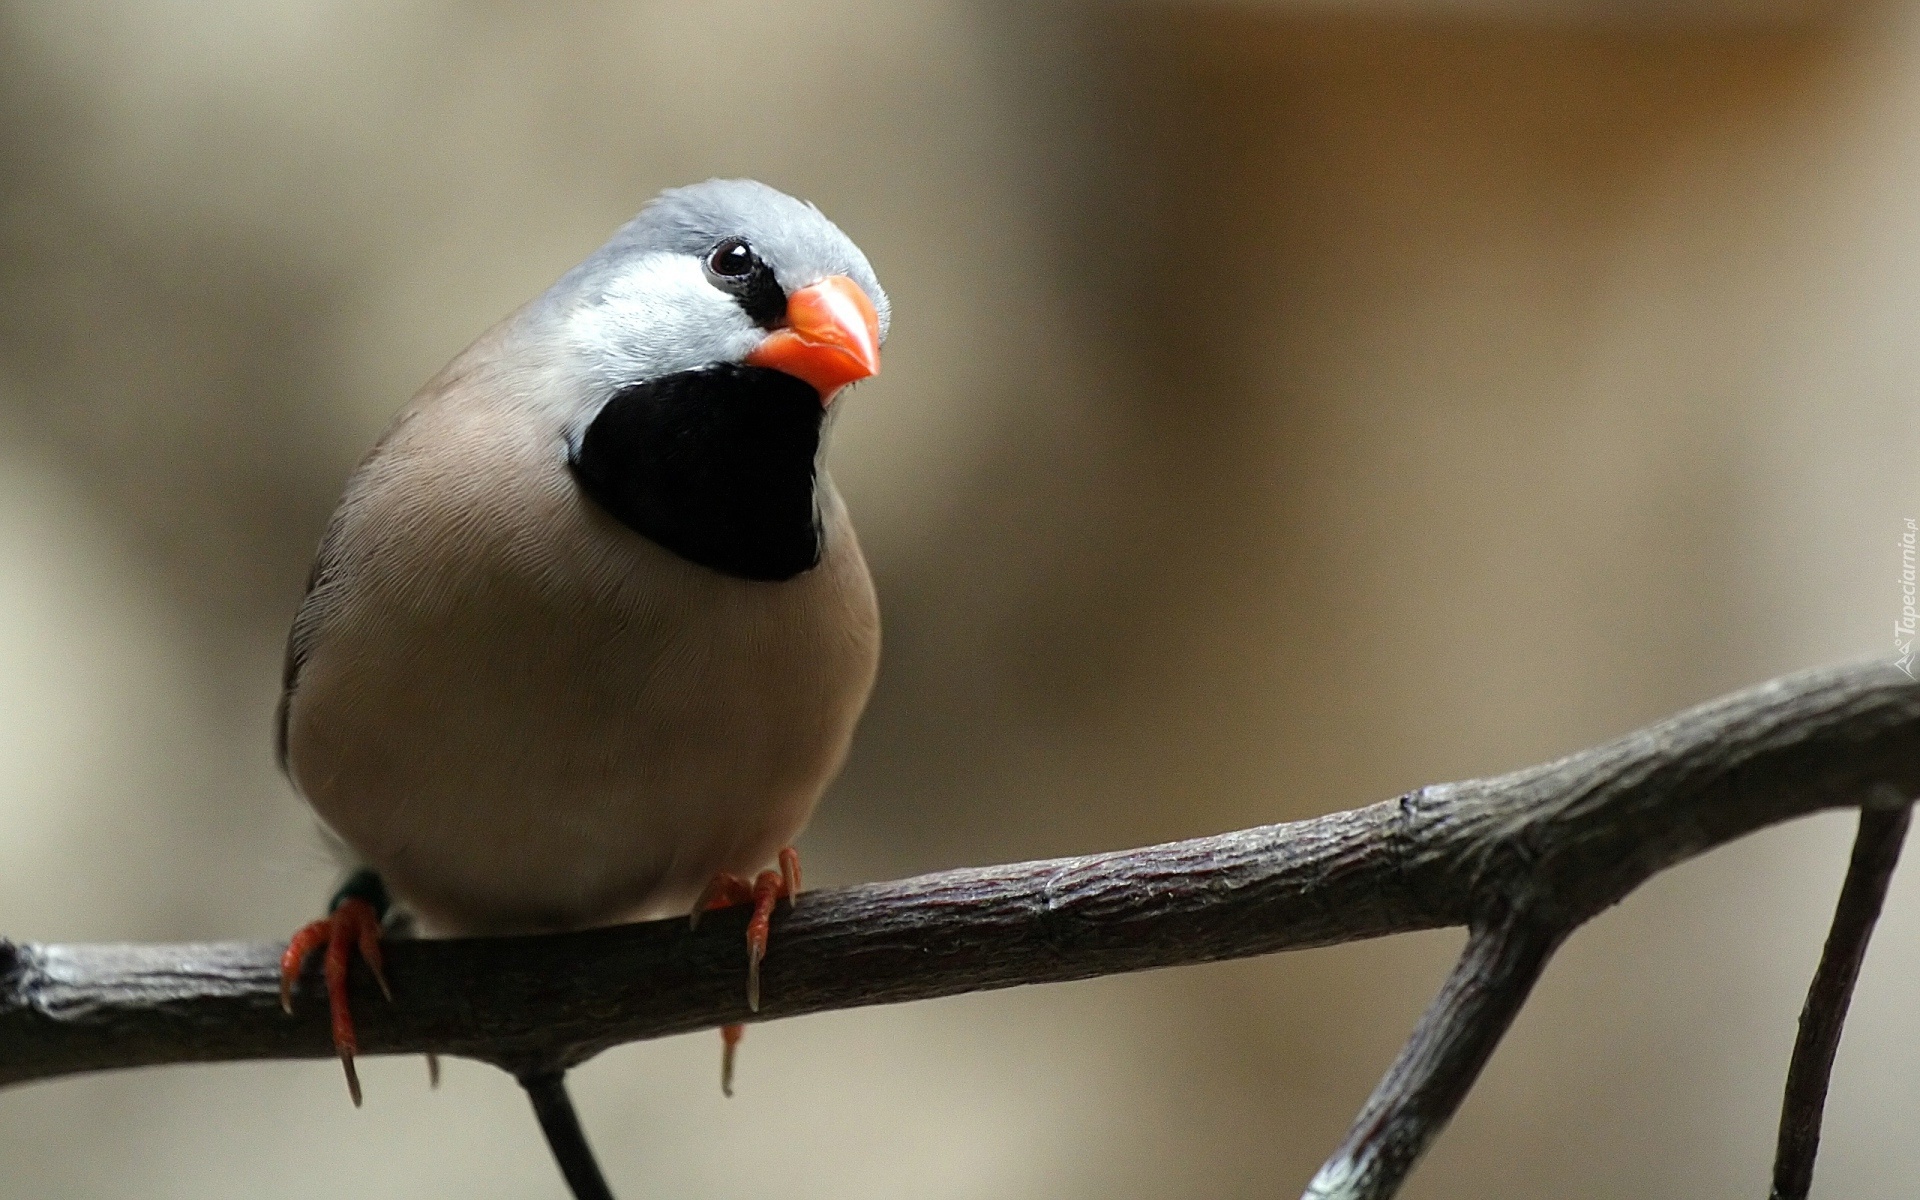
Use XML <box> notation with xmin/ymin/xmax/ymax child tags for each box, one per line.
<box><xmin>745</xmin><ymin>275</ymin><xmax>882</xmax><ymax>405</ymax></box>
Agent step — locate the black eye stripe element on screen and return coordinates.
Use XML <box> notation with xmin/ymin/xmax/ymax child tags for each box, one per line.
<box><xmin>704</xmin><ymin>238</ymin><xmax>787</xmax><ymax>327</ymax></box>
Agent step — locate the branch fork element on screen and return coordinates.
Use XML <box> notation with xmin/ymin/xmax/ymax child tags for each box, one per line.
<box><xmin>3</xmin><ymin>659</ymin><xmax>1916</xmax><ymax>1199</ymax></box>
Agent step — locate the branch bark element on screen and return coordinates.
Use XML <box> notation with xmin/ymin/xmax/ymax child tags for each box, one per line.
<box><xmin>1303</xmin><ymin>909</ymin><xmax>1563</xmax><ymax>1200</ymax></box>
<box><xmin>1769</xmin><ymin>798</ymin><xmax>1913</xmax><ymax>1200</ymax></box>
<box><xmin>3</xmin><ymin>659</ymin><xmax>1917</xmax><ymax>1196</ymax></box>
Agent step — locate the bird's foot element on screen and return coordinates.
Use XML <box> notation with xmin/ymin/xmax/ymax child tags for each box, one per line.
<box><xmin>280</xmin><ymin>869</ymin><xmax>393</xmax><ymax>1106</ymax></box>
<box><xmin>689</xmin><ymin>846</ymin><xmax>800</xmax><ymax>1011</ymax></box>
<box><xmin>720</xmin><ymin>1022</ymin><xmax>745</xmax><ymax>1098</ymax></box>
<box><xmin>690</xmin><ymin>847</ymin><xmax>801</xmax><ymax>1095</ymax></box>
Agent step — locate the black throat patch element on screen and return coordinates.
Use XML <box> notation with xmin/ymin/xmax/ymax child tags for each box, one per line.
<box><xmin>568</xmin><ymin>364</ymin><xmax>827</xmax><ymax>582</ymax></box>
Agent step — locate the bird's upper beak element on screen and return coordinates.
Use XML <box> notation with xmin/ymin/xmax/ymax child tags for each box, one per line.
<box><xmin>745</xmin><ymin>275</ymin><xmax>882</xmax><ymax>405</ymax></box>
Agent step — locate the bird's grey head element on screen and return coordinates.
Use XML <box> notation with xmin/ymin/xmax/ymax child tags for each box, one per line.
<box><xmin>550</xmin><ymin>180</ymin><xmax>888</xmax><ymax>581</ymax></box>
<box><xmin>552</xmin><ymin>179</ymin><xmax>889</xmax><ymax>400</ymax></box>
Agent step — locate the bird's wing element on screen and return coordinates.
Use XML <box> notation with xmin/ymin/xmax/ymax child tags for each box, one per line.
<box><xmin>275</xmin><ymin>309</ymin><xmax>530</xmax><ymax>775</ymax></box>
<box><xmin>274</xmin><ymin>407</ymin><xmax>420</xmax><ymax>774</ymax></box>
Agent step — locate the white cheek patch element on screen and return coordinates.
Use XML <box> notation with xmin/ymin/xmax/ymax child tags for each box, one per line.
<box><xmin>565</xmin><ymin>253</ymin><xmax>764</xmax><ymax>395</ymax></box>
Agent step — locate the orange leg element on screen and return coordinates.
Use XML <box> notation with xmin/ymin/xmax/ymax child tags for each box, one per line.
<box><xmin>688</xmin><ymin>872</ymin><xmax>756</xmax><ymax>929</ymax></box>
<box><xmin>691</xmin><ymin>847</ymin><xmax>803</xmax><ymax>1095</ymax></box>
<box><xmin>280</xmin><ymin>873</ymin><xmax>393</xmax><ymax>1106</ymax></box>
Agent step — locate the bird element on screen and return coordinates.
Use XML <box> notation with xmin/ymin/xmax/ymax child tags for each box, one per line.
<box><xmin>274</xmin><ymin>178</ymin><xmax>887</xmax><ymax>1199</ymax></box>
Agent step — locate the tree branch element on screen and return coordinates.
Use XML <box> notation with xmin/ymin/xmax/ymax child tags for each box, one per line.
<box><xmin>520</xmin><ymin>1070</ymin><xmax>617</xmax><ymax>1200</ymax></box>
<box><xmin>2</xmin><ymin>659</ymin><xmax>1917</xmax><ymax>1198</ymax></box>
<box><xmin>1769</xmin><ymin>796</ymin><xmax>1914</xmax><ymax>1200</ymax></box>
<box><xmin>1303</xmin><ymin>909</ymin><xmax>1563</xmax><ymax>1200</ymax></box>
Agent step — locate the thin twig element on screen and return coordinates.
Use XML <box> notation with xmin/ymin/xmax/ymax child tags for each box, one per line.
<box><xmin>1302</xmin><ymin>909</ymin><xmax>1562</xmax><ymax>1200</ymax></box>
<box><xmin>520</xmin><ymin>1071</ymin><xmax>617</xmax><ymax>1200</ymax></box>
<box><xmin>1769</xmin><ymin>797</ymin><xmax>1914</xmax><ymax>1200</ymax></box>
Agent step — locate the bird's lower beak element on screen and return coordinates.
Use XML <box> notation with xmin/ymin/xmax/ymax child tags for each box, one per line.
<box><xmin>745</xmin><ymin>275</ymin><xmax>882</xmax><ymax>405</ymax></box>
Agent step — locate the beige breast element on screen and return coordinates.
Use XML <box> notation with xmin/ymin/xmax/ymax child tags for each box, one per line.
<box><xmin>281</xmin><ymin>353</ymin><xmax>879</xmax><ymax>936</ymax></box>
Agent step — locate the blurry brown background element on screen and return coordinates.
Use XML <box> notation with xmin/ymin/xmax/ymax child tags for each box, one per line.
<box><xmin>1</xmin><ymin>2</ymin><xmax>1916</xmax><ymax>1197</ymax></box>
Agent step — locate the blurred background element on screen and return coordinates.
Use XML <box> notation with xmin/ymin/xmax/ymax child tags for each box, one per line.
<box><xmin>0</xmin><ymin>1</ymin><xmax>1915</xmax><ymax>1196</ymax></box>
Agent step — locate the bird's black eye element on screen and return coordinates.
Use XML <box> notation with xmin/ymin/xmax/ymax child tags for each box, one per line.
<box><xmin>707</xmin><ymin>238</ymin><xmax>756</xmax><ymax>278</ymax></box>
<box><xmin>704</xmin><ymin>236</ymin><xmax>787</xmax><ymax>326</ymax></box>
